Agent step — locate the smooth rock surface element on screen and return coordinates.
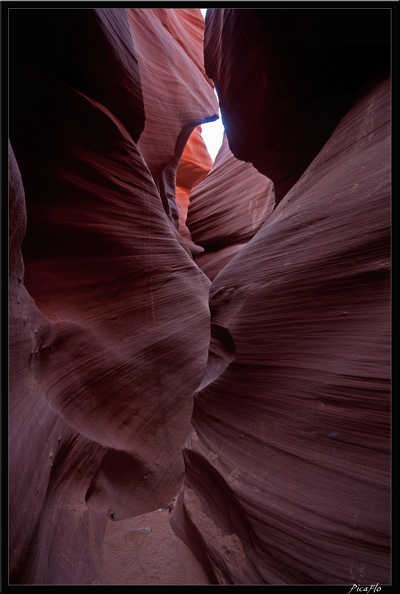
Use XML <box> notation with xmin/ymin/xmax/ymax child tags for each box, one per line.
<box><xmin>8</xmin><ymin>8</ymin><xmax>215</xmax><ymax>585</ymax></box>
<box><xmin>8</xmin><ymin>6</ymin><xmax>391</xmax><ymax>587</ymax></box>
<box><xmin>127</xmin><ymin>8</ymin><xmax>218</xmax><ymax>225</ymax></box>
<box><xmin>204</xmin><ymin>8</ymin><xmax>390</xmax><ymax>202</ymax></box>
<box><xmin>176</xmin><ymin>124</ymin><xmax>213</xmax><ymax>254</ymax></box>
<box><xmin>173</xmin><ymin>75</ymin><xmax>391</xmax><ymax>585</ymax></box>
<box><xmin>187</xmin><ymin>133</ymin><xmax>275</xmax><ymax>278</ymax></box>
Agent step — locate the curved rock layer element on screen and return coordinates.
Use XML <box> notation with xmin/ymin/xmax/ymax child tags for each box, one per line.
<box><xmin>204</xmin><ymin>8</ymin><xmax>390</xmax><ymax>203</ymax></box>
<box><xmin>176</xmin><ymin>124</ymin><xmax>213</xmax><ymax>254</ymax></box>
<box><xmin>187</xmin><ymin>133</ymin><xmax>275</xmax><ymax>279</ymax></box>
<box><xmin>173</xmin><ymin>75</ymin><xmax>391</xmax><ymax>585</ymax></box>
<box><xmin>127</xmin><ymin>8</ymin><xmax>219</xmax><ymax>224</ymax></box>
<box><xmin>9</xmin><ymin>6</ymin><xmax>391</xmax><ymax>587</ymax></box>
<box><xmin>177</xmin><ymin>124</ymin><xmax>214</xmax><ymax>193</ymax></box>
<box><xmin>8</xmin><ymin>7</ymin><xmax>215</xmax><ymax>585</ymax></box>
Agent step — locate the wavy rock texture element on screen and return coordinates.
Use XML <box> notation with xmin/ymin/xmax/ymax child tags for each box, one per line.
<box><xmin>173</xmin><ymin>54</ymin><xmax>391</xmax><ymax>589</ymax></box>
<box><xmin>204</xmin><ymin>8</ymin><xmax>390</xmax><ymax>203</ymax></box>
<box><xmin>9</xmin><ymin>7</ymin><xmax>215</xmax><ymax>585</ymax></box>
<box><xmin>9</xmin><ymin>6</ymin><xmax>391</xmax><ymax>587</ymax></box>
<box><xmin>187</xmin><ymin>133</ymin><xmax>275</xmax><ymax>279</ymax></box>
<box><xmin>127</xmin><ymin>8</ymin><xmax>218</xmax><ymax>226</ymax></box>
<box><xmin>176</xmin><ymin>124</ymin><xmax>213</xmax><ymax>255</ymax></box>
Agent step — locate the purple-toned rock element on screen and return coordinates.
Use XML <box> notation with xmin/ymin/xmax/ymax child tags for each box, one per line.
<box><xmin>173</xmin><ymin>75</ymin><xmax>391</xmax><ymax>584</ymax></box>
<box><xmin>176</xmin><ymin>124</ymin><xmax>214</xmax><ymax>255</ymax></box>
<box><xmin>8</xmin><ymin>8</ymin><xmax>215</xmax><ymax>585</ymax></box>
<box><xmin>127</xmin><ymin>8</ymin><xmax>218</xmax><ymax>225</ymax></box>
<box><xmin>8</xmin><ymin>6</ymin><xmax>391</xmax><ymax>586</ymax></box>
<box><xmin>204</xmin><ymin>8</ymin><xmax>390</xmax><ymax>202</ymax></box>
<box><xmin>187</xmin><ymin>133</ymin><xmax>275</xmax><ymax>278</ymax></box>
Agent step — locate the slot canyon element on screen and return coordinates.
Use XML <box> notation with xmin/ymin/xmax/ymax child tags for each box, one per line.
<box><xmin>8</xmin><ymin>6</ymin><xmax>391</xmax><ymax>586</ymax></box>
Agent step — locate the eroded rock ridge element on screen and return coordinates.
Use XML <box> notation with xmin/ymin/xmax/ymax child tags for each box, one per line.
<box><xmin>9</xmin><ymin>7</ymin><xmax>390</xmax><ymax>585</ymax></box>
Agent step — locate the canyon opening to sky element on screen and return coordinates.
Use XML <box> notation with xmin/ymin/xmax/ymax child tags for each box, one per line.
<box><xmin>199</xmin><ymin>8</ymin><xmax>225</xmax><ymax>160</ymax></box>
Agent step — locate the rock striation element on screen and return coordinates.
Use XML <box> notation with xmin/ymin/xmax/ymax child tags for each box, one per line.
<box><xmin>173</xmin><ymin>76</ymin><xmax>391</xmax><ymax>584</ymax></box>
<box><xmin>127</xmin><ymin>8</ymin><xmax>218</xmax><ymax>227</ymax></box>
<box><xmin>171</xmin><ymin>8</ymin><xmax>391</xmax><ymax>585</ymax></box>
<box><xmin>9</xmin><ymin>6</ymin><xmax>391</xmax><ymax>586</ymax></box>
<box><xmin>176</xmin><ymin>124</ymin><xmax>214</xmax><ymax>255</ymax></box>
<box><xmin>187</xmin><ymin>133</ymin><xmax>275</xmax><ymax>279</ymax></box>
<box><xmin>9</xmin><ymin>7</ymin><xmax>216</xmax><ymax>585</ymax></box>
<box><xmin>204</xmin><ymin>8</ymin><xmax>390</xmax><ymax>203</ymax></box>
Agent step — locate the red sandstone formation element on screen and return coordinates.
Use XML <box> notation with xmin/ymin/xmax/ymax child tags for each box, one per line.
<box><xmin>171</xmin><ymin>8</ymin><xmax>391</xmax><ymax>585</ymax></box>
<box><xmin>173</xmin><ymin>76</ymin><xmax>391</xmax><ymax>584</ymax></box>
<box><xmin>8</xmin><ymin>7</ymin><xmax>215</xmax><ymax>585</ymax></box>
<box><xmin>177</xmin><ymin>125</ymin><xmax>214</xmax><ymax>192</ymax></box>
<box><xmin>176</xmin><ymin>124</ymin><xmax>214</xmax><ymax>254</ymax></box>
<box><xmin>204</xmin><ymin>8</ymin><xmax>390</xmax><ymax>203</ymax></box>
<box><xmin>127</xmin><ymin>8</ymin><xmax>218</xmax><ymax>226</ymax></box>
<box><xmin>9</xmin><ymin>6</ymin><xmax>390</xmax><ymax>587</ymax></box>
<box><xmin>187</xmin><ymin>133</ymin><xmax>275</xmax><ymax>279</ymax></box>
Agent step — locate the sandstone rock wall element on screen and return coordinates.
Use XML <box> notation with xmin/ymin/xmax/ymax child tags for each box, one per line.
<box><xmin>8</xmin><ymin>8</ymin><xmax>216</xmax><ymax>584</ymax></box>
<box><xmin>9</xmin><ymin>6</ymin><xmax>390</xmax><ymax>586</ymax></box>
<box><xmin>127</xmin><ymin>8</ymin><xmax>218</xmax><ymax>226</ymax></box>
<box><xmin>204</xmin><ymin>8</ymin><xmax>390</xmax><ymax>203</ymax></box>
<box><xmin>176</xmin><ymin>124</ymin><xmax>214</xmax><ymax>255</ymax></box>
<box><xmin>171</xmin><ymin>8</ymin><xmax>391</xmax><ymax>585</ymax></box>
<box><xmin>187</xmin><ymin>133</ymin><xmax>275</xmax><ymax>279</ymax></box>
<box><xmin>173</xmin><ymin>76</ymin><xmax>391</xmax><ymax>584</ymax></box>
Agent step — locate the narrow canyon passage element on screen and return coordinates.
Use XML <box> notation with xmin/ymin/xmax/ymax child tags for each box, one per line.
<box><xmin>8</xmin><ymin>7</ymin><xmax>390</xmax><ymax>586</ymax></box>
